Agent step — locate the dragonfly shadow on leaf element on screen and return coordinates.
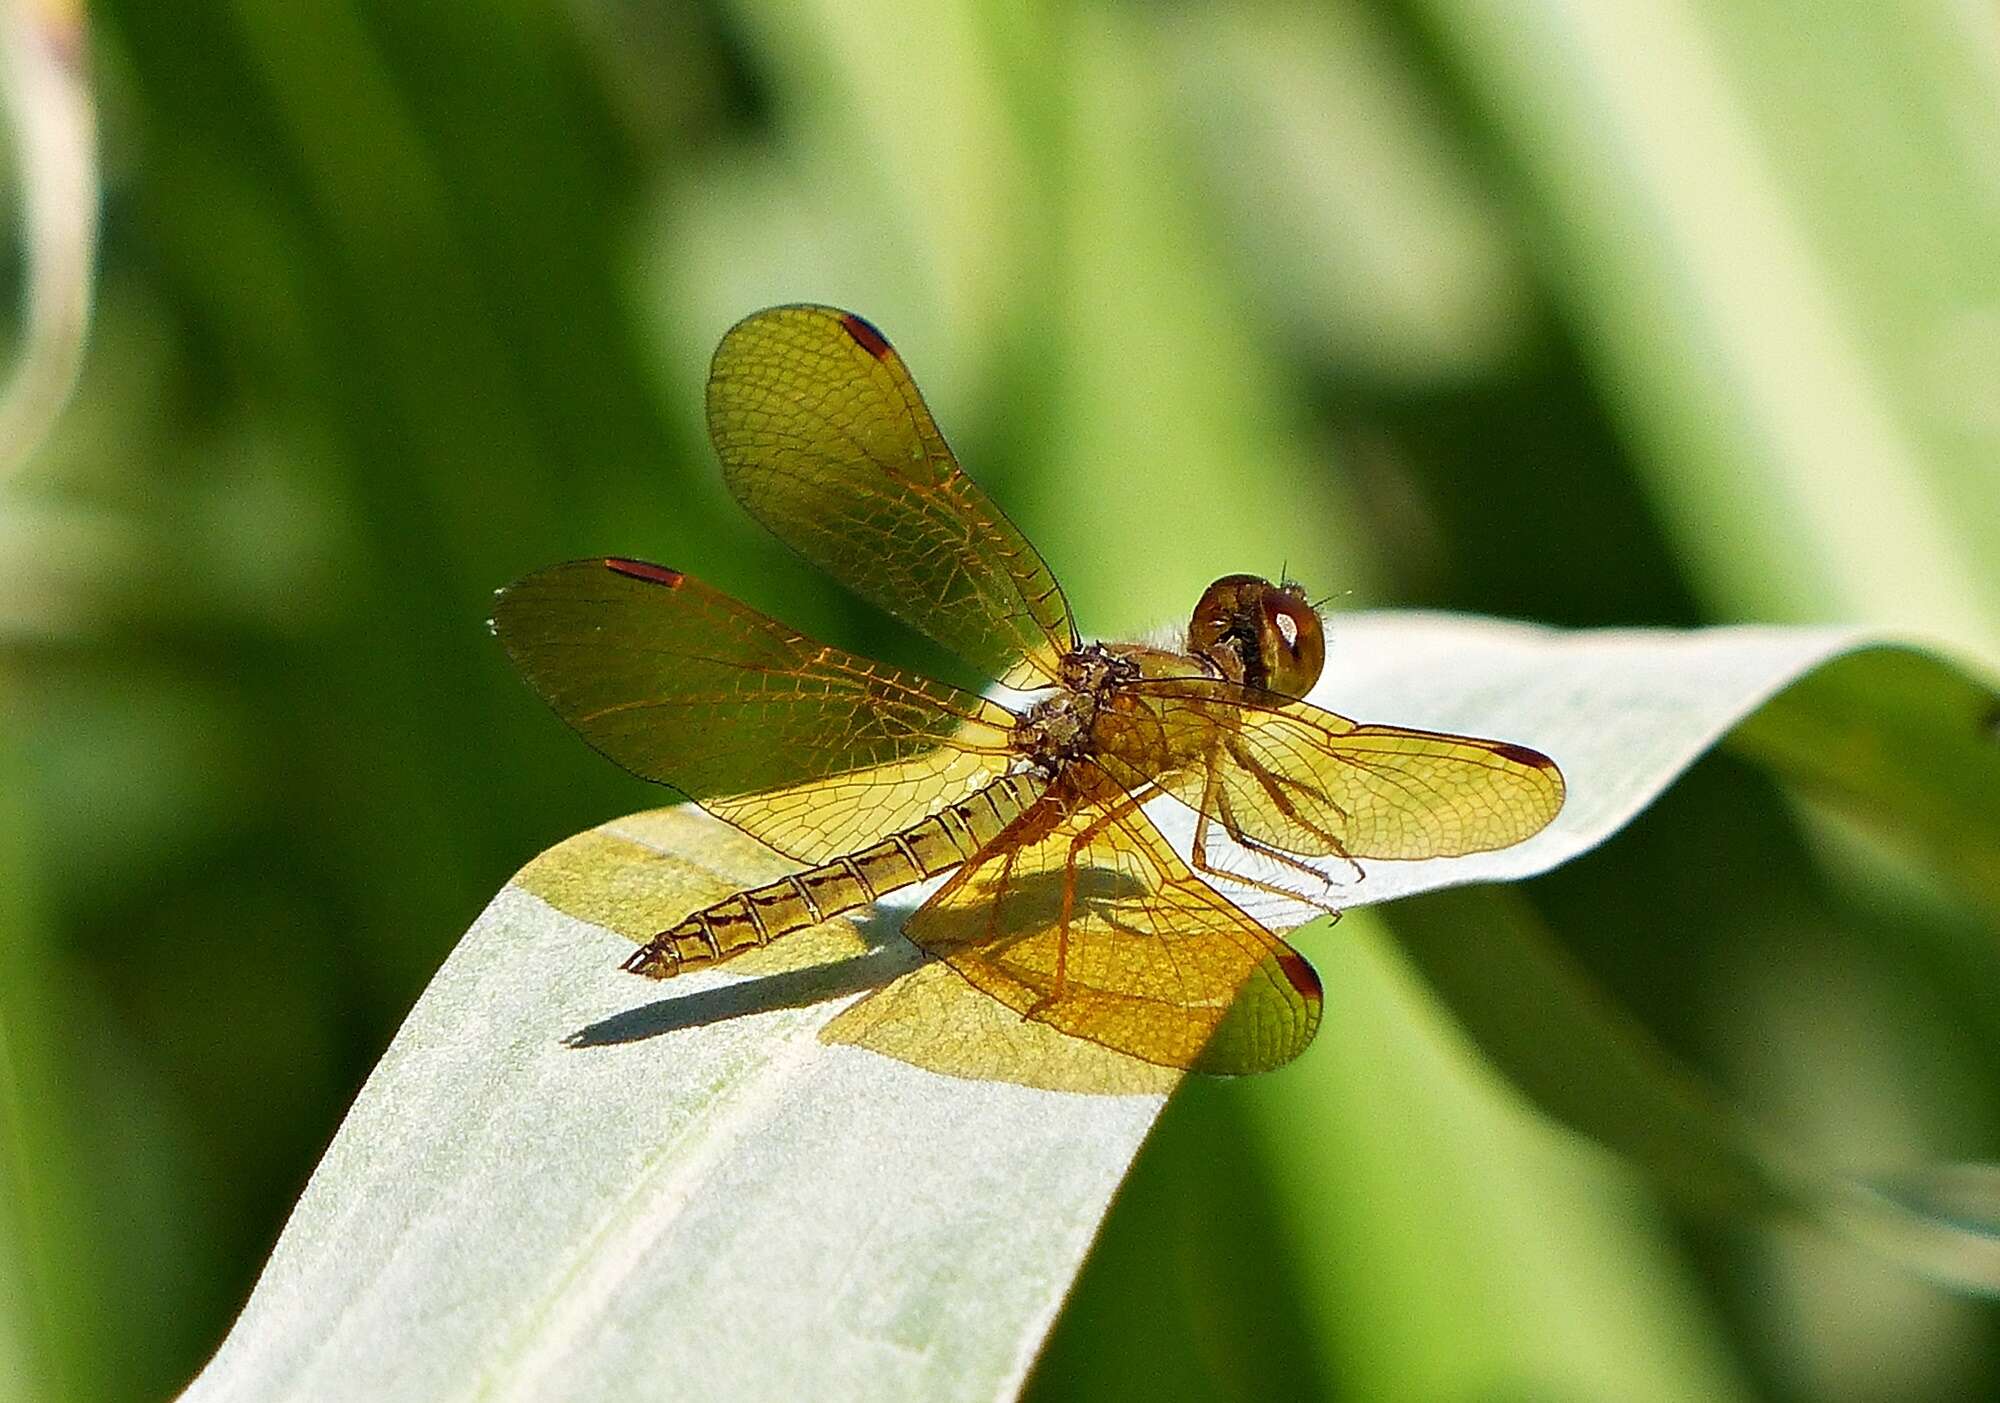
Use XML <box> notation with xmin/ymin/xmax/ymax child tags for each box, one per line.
<box><xmin>560</xmin><ymin>864</ymin><xmax>1153</xmax><ymax>1052</ymax></box>
<box><xmin>563</xmin><ymin>907</ymin><xmax>918</xmax><ymax>1048</ymax></box>
<box><xmin>906</xmin><ymin>865</ymin><xmax>1155</xmax><ymax>953</ymax></box>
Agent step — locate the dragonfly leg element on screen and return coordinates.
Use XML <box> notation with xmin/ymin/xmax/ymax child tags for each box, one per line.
<box><xmin>1190</xmin><ymin>763</ymin><xmax>1345</xmax><ymax>916</ymax></box>
<box><xmin>1218</xmin><ymin>781</ymin><xmax>1353</xmax><ymax>905</ymax></box>
<box><xmin>1025</xmin><ymin>780</ymin><xmax>1157</xmax><ymax>1019</ymax></box>
<box><xmin>1223</xmin><ymin>735</ymin><xmax>1365</xmax><ymax>883</ymax></box>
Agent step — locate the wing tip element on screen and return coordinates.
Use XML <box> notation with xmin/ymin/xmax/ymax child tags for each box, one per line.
<box><xmin>836</xmin><ymin>311</ymin><xmax>894</xmax><ymax>360</ymax></box>
<box><xmin>1496</xmin><ymin>741</ymin><xmax>1567</xmax><ymax>809</ymax></box>
<box><xmin>1491</xmin><ymin>740</ymin><xmax>1555</xmax><ymax>771</ymax></box>
<box><xmin>1275</xmin><ymin>949</ymin><xmax>1323</xmax><ymax>1004</ymax></box>
<box><xmin>603</xmin><ymin>558</ymin><xmax>686</xmax><ymax>588</ymax></box>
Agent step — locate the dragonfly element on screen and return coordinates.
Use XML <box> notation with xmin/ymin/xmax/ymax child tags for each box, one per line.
<box><xmin>492</xmin><ymin>305</ymin><xmax>1564</xmax><ymax>1075</ymax></box>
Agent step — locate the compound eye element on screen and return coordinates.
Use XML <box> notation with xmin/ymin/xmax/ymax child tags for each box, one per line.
<box><xmin>1258</xmin><ymin>593</ymin><xmax>1325</xmax><ymax>698</ymax></box>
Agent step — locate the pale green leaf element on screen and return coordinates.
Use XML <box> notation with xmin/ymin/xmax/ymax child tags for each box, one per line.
<box><xmin>181</xmin><ymin>615</ymin><xmax>2000</xmax><ymax>1402</ymax></box>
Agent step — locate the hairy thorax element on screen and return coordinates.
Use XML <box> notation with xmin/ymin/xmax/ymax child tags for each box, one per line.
<box><xmin>1016</xmin><ymin>640</ymin><xmax>1225</xmax><ymax>777</ymax></box>
<box><xmin>1015</xmin><ymin>643</ymin><xmax>1137</xmax><ymax>772</ymax></box>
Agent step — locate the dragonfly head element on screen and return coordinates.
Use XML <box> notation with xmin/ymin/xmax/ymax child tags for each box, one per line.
<box><xmin>1187</xmin><ymin>574</ymin><xmax>1325</xmax><ymax>699</ymax></box>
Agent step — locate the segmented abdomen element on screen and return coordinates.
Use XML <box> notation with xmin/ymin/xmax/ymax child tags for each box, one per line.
<box><xmin>622</xmin><ymin>772</ymin><xmax>1045</xmax><ymax>977</ymax></box>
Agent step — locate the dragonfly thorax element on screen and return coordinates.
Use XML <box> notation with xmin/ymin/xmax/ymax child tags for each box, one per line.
<box><xmin>1018</xmin><ymin>643</ymin><xmax>1138</xmax><ymax>770</ymax></box>
<box><xmin>1058</xmin><ymin>641</ymin><xmax>1139</xmax><ymax>695</ymax></box>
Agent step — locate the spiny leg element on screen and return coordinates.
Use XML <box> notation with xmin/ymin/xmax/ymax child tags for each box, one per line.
<box><xmin>1193</xmin><ymin>813</ymin><xmax>1346</xmax><ymax>918</ymax></box>
<box><xmin>1190</xmin><ymin>762</ymin><xmax>1345</xmax><ymax>916</ymax></box>
<box><xmin>1025</xmin><ymin>781</ymin><xmax>1156</xmax><ymax>1020</ymax></box>
<box><xmin>1217</xmin><ymin>779</ymin><xmax>1355</xmax><ymax>909</ymax></box>
<box><xmin>1225</xmin><ymin>734</ymin><xmax>1366</xmax><ymax>883</ymax></box>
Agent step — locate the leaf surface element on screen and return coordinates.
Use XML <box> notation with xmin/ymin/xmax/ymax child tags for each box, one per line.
<box><xmin>181</xmin><ymin>614</ymin><xmax>2000</xmax><ymax>1402</ymax></box>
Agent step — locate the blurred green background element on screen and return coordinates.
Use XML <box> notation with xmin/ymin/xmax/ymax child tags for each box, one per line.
<box><xmin>3</xmin><ymin>0</ymin><xmax>1998</xmax><ymax>1398</ymax></box>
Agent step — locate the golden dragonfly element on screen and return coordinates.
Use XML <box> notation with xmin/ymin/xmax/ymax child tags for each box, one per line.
<box><xmin>493</xmin><ymin>306</ymin><xmax>1564</xmax><ymax>1074</ymax></box>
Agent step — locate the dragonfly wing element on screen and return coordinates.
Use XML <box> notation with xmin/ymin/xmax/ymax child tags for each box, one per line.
<box><xmin>1107</xmin><ymin>678</ymin><xmax>1565</xmax><ymax>860</ymax></box>
<box><xmin>902</xmin><ymin>762</ymin><xmax>1322</xmax><ymax>1073</ymax></box>
<box><xmin>492</xmin><ymin>558</ymin><xmax>1022</xmax><ymax>863</ymax></box>
<box><xmin>707</xmin><ymin>305</ymin><xmax>1077</xmax><ymax>689</ymax></box>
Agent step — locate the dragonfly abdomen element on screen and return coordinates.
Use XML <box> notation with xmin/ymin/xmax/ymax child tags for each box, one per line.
<box><xmin>622</xmin><ymin>773</ymin><xmax>1044</xmax><ymax>978</ymax></box>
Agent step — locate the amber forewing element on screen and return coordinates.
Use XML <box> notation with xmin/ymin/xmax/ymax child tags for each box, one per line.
<box><xmin>902</xmin><ymin>763</ymin><xmax>1323</xmax><ymax>1073</ymax></box>
<box><xmin>1099</xmin><ymin>678</ymin><xmax>1565</xmax><ymax>860</ymax></box>
<box><xmin>706</xmin><ymin>305</ymin><xmax>1076</xmax><ymax>689</ymax></box>
<box><xmin>490</xmin><ymin>560</ymin><xmax>1020</xmax><ymax>864</ymax></box>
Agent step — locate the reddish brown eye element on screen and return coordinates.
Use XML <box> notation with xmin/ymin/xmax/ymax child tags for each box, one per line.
<box><xmin>1258</xmin><ymin>593</ymin><xmax>1324</xmax><ymax>698</ymax></box>
<box><xmin>1186</xmin><ymin>574</ymin><xmax>1324</xmax><ymax>696</ymax></box>
<box><xmin>1186</xmin><ymin>575</ymin><xmax>1260</xmax><ymax>685</ymax></box>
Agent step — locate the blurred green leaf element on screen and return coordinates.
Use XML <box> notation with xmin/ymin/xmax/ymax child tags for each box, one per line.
<box><xmin>1024</xmin><ymin>3</ymin><xmax>1375</xmax><ymax>635</ymax></box>
<box><xmin>1728</xmin><ymin>647</ymin><xmax>2000</xmax><ymax>920</ymax></box>
<box><xmin>0</xmin><ymin>745</ymin><xmax>111</xmax><ymax>1403</ymax></box>
<box><xmin>1370</xmin><ymin>644</ymin><xmax>1999</xmax><ymax>1216</ymax></box>
<box><xmin>1165</xmin><ymin>0</ymin><xmax>1531</xmax><ymax>382</ymax></box>
<box><xmin>1412</xmin><ymin>0</ymin><xmax>2000</xmax><ymax>663</ymax></box>
<box><xmin>1237</xmin><ymin>905</ymin><xmax>1760</xmax><ymax>1402</ymax></box>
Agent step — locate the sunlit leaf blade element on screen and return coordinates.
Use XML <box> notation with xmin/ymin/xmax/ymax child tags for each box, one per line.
<box><xmin>1156</xmin><ymin>616</ymin><xmax>1948</xmax><ymax>928</ymax></box>
<box><xmin>183</xmin><ymin>808</ymin><xmax>1166</xmax><ymax>1403</ymax></box>
<box><xmin>180</xmin><ymin>616</ymin><xmax>2000</xmax><ymax>1401</ymax></box>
